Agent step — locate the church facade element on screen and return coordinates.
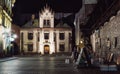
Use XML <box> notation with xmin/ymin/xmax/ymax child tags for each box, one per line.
<box><xmin>20</xmin><ymin>6</ymin><xmax>72</xmax><ymax>54</ymax></box>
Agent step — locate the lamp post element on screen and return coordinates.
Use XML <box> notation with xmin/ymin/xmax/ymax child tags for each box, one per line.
<box><xmin>75</xmin><ymin>39</ymin><xmax>84</xmax><ymax>65</ymax></box>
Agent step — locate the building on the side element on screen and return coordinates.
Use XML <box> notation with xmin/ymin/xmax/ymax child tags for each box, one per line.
<box><xmin>11</xmin><ymin>24</ymin><xmax>20</xmax><ymax>55</ymax></box>
<box><xmin>0</xmin><ymin>0</ymin><xmax>16</xmax><ymax>56</ymax></box>
<box><xmin>20</xmin><ymin>6</ymin><xmax>72</xmax><ymax>54</ymax></box>
<box><xmin>74</xmin><ymin>0</ymin><xmax>97</xmax><ymax>49</ymax></box>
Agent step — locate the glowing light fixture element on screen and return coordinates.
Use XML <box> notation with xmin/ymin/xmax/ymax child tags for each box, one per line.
<box><xmin>13</xmin><ymin>34</ymin><xmax>17</xmax><ymax>39</ymax></box>
<box><xmin>80</xmin><ymin>40</ymin><xmax>83</xmax><ymax>43</ymax></box>
<box><xmin>10</xmin><ymin>37</ymin><xmax>14</xmax><ymax>41</ymax></box>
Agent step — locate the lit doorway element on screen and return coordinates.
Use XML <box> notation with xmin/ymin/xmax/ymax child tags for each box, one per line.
<box><xmin>44</xmin><ymin>45</ymin><xmax>49</xmax><ymax>54</ymax></box>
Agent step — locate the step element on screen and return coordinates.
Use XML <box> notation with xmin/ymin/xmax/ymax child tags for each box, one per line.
<box><xmin>100</xmin><ymin>65</ymin><xmax>117</xmax><ymax>71</ymax></box>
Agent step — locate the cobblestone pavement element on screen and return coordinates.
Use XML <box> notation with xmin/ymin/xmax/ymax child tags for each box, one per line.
<box><xmin>0</xmin><ymin>55</ymin><xmax>120</xmax><ymax>74</ymax></box>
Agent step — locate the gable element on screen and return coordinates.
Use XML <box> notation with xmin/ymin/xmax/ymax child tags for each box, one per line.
<box><xmin>40</xmin><ymin>6</ymin><xmax>54</xmax><ymax>18</ymax></box>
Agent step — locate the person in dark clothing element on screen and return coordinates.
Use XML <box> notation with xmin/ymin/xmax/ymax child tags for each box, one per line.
<box><xmin>73</xmin><ymin>46</ymin><xmax>78</xmax><ymax>62</ymax></box>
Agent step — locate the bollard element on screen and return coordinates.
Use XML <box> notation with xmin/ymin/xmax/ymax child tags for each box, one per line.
<box><xmin>65</xmin><ymin>58</ymin><xmax>70</xmax><ymax>64</ymax></box>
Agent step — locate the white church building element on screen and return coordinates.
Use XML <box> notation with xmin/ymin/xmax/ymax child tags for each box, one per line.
<box><xmin>20</xmin><ymin>6</ymin><xmax>72</xmax><ymax>54</ymax></box>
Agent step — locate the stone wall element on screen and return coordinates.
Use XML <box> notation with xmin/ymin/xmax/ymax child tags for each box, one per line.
<box><xmin>91</xmin><ymin>10</ymin><xmax>120</xmax><ymax>63</ymax></box>
<box><xmin>100</xmin><ymin>10</ymin><xmax>120</xmax><ymax>52</ymax></box>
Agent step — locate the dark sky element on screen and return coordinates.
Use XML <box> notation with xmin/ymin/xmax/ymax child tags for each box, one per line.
<box><xmin>13</xmin><ymin>0</ymin><xmax>82</xmax><ymax>13</ymax></box>
<box><xmin>12</xmin><ymin>0</ymin><xmax>82</xmax><ymax>26</ymax></box>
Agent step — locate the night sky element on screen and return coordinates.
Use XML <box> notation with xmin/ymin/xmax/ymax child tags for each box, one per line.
<box><xmin>12</xmin><ymin>0</ymin><xmax>82</xmax><ymax>26</ymax></box>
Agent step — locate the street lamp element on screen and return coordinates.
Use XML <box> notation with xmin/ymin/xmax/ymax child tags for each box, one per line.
<box><xmin>10</xmin><ymin>37</ymin><xmax>14</xmax><ymax>42</ymax></box>
<box><xmin>75</xmin><ymin>39</ymin><xmax>84</xmax><ymax>65</ymax></box>
<box><xmin>12</xmin><ymin>34</ymin><xmax>17</xmax><ymax>39</ymax></box>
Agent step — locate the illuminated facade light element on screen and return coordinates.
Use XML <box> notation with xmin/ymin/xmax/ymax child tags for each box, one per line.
<box><xmin>0</xmin><ymin>0</ymin><xmax>15</xmax><ymax>55</ymax></box>
<box><xmin>10</xmin><ymin>37</ymin><xmax>14</xmax><ymax>41</ymax></box>
<box><xmin>80</xmin><ymin>40</ymin><xmax>83</xmax><ymax>43</ymax></box>
<box><xmin>12</xmin><ymin>34</ymin><xmax>17</xmax><ymax>39</ymax></box>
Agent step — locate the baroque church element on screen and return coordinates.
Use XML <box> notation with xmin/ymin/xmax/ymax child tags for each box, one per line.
<box><xmin>20</xmin><ymin>6</ymin><xmax>72</xmax><ymax>54</ymax></box>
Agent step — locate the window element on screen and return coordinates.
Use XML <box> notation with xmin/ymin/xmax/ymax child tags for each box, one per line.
<box><xmin>43</xmin><ymin>19</ymin><xmax>50</xmax><ymax>27</ymax></box>
<box><xmin>2</xmin><ymin>16</ymin><xmax>5</xmax><ymax>26</ymax></box>
<box><xmin>69</xmin><ymin>33</ymin><xmax>72</xmax><ymax>43</ymax></box>
<box><xmin>38</xmin><ymin>32</ymin><xmax>40</xmax><ymax>41</ymax></box>
<box><xmin>114</xmin><ymin>37</ymin><xmax>117</xmax><ymax>48</ymax></box>
<box><xmin>59</xmin><ymin>44</ymin><xmax>65</xmax><ymax>51</ymax></box>
<box><xmin>54</xmin><ymin>33</ymin><xmax>56</xmax><ymax>41</ymax></box>
<box><xmin>47</xmin><ymin>20</ymin><xmax>50</xmax><ymax>26</ymax></box>
<box><xmin>44</xmin><ymin>33</ymin><xmax>49</xmax><ymax>39</ymax></box>
<box><xmin>28</xmin><ymin>44</ymin><xmax>33</xmax><ymax>51</ymax></box>
<box><xmin>21</xmin><ymin>33</ymin><xmax>24</xmax><ymax>50</ymax></box>
<box><xmin>28</xmin><ymin>32</ymin><xmax>33</xmax><ymax>40</ymax></box>
<box><xmin>59</xmin><ymin>33</ymin><xmax>65</xmax><ymax>40</ymax></box>
<box><xmin>43</xmin><ymin>20</ymin><xmax>46</xmax><ymax>25</ymax></box>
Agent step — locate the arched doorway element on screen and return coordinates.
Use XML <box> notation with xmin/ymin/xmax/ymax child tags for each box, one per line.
<box><xmin>44</xmin><ymin>45</ymin><xmax>50</xmax><ymax>54</ymax></box>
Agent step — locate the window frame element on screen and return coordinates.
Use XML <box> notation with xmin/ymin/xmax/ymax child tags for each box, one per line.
<box><xmin>44</xmin><ymin>33</ymin><xmax>49</xmax><ymax>40</ymax></box>
<box><xmin>59</xmin><ymin>43</ymin><xmax>65</xmax><ymax>52</ymax></box>
<box><xmin>28</xmin><ymin>32</ymin><xmax>33</xmax><ymax>40</ymax></box>
<box><xmin>59</xmin><ymin>32</ymin><xmax>65</xmax><ymax>40</ymax></box>
<box><xmin>43</xmin><ymin>19</ymin><xmax>50</xmax><ymax>27</ymax></box>
<box><xmin>28</xmin><ymin>44</ymin><xmax>33</xmax><ymax>51</ymax></box>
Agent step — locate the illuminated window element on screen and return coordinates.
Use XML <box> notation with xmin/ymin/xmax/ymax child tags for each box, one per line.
<box><xmin>28</xmin><ymin>32</ymin><xmax>33</xmax><ymax>40</ymax></box>
<box><xmin>59</xmin><ymin>33</ymin><xmax>65</xmax><ymax>40</ymax></box>
<box><xmin>44</xmin><ymin>33</ymin><xmax>49</xmax><ymax>39</ymax></box>
<box><xmin>28</xmin><ymin>44</ymin><xmax>33</xmax><ymax>51</ymax></box>
<box><xmin>59</xmin><ymin>44</ymin><xmax>65</xmax><ymax>51</ymax></box>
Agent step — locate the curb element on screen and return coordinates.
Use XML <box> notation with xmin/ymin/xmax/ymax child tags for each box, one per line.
<box><xmin>0</xmin><ymin>57</ymin><xmax>18</xmax><ymax>62</ymax></box>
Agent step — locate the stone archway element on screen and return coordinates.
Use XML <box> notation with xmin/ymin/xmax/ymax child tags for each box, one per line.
<box><xmin>44</xmin><ymin>45</ymin><xmax>50</xmax><ymax>54</ymax></box>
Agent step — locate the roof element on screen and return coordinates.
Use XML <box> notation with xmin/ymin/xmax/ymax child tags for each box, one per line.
<box><xmin>22</xmin><ymin>18</ymin><xmax>72</xmax><ymax>29</ymax></box>
<box><xmin>22</xmin><ymin>19</ymin><xmax>39</xmax><ymax>28</ymax></box>
<box><xmin>55</xmin><ymin>22</ymin><xmax>71</xmax><ymax>28</ymax></box>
